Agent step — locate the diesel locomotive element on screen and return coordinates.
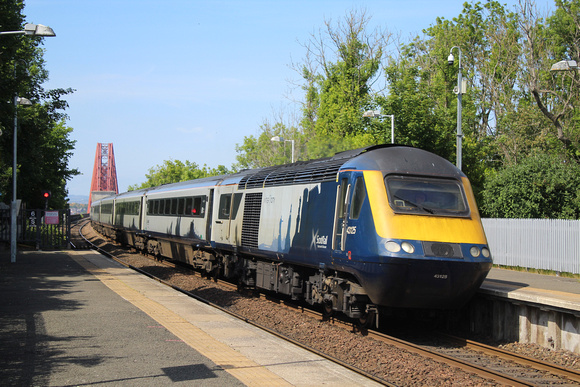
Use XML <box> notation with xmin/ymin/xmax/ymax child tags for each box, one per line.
<box><xmin>91</xmin><ymin>145</ymin><xmax>492</xmax><ymax>321</ymax></box>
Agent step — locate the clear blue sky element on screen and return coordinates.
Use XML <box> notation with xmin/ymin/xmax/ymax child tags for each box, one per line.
<box><xmin>22</xmin><ymin>0</ymin><xmax>554</xmax><ymax>197</ymax></box>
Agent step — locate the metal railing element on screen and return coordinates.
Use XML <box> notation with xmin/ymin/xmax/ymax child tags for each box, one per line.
<box><xmin>482</xmin><ymin>218</ymin><xmax>580</xmax><ymax>275</ymax></box>
<box><xmin>0</xmin><ymin>209</ymin><xmax>71</xmax><ymax>250</ymax></box>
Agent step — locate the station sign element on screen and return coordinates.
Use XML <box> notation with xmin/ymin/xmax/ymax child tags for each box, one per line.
<box><xmin>45</xmin><ymin>211</ymin><xmax>59</xmax><ymax>225</ymax></box>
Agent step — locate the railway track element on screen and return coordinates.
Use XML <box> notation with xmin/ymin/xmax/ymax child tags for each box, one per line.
<box><xmin>73</xmin><ymin>220</ymin><xmax>580</xmax><ymax>386</ymax></box>
<box><xmin>275</xmin><ymin>299</ymin><xmax>580</xmax><ymax>386</ymax></box>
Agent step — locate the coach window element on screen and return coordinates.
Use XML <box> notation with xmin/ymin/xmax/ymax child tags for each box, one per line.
<box><xmin>218</xmin><ymin>194</ymin><xmax>232</xmax><ymax>220</ymax></box>
<box><xmin>178</xmin><ymin>198</ymin><xmax>185</xmax><ymax>215</ymax></box>
<box><xmin>185</xmin><ymin>198</ymin><xmax>193</xmax><ymax>215</ymax></box>
<box><xmin>350</xmin><ymin>176</ymin><xmax>366</xmax><ymax>220</ymax></box>
<box><xmin>338</xmin><ymin>178</ymin><xmax>349</xmax><ymax>219</ymax></box>
<box><xmin>170</xmin><ymin>199</ymin><xmax>177</xmax><ymax>215</ymax></box>
<box><xmin>192</xmin><ymin>196</ymin><xmax>204</xmax><ymax>217</ymax></box>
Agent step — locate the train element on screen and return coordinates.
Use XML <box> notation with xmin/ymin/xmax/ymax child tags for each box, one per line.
<box><xmin>90</xmin><ymin>144</ymin><xmax>492</xmax><ymax>323</ymax></box>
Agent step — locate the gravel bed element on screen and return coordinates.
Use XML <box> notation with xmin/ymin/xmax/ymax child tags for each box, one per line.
<box><xmin>82</xmin><ymin>225</ymin><xmax>580</xmax><ymax>386</ymax></box>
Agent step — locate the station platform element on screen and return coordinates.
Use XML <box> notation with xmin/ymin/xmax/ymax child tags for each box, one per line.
<box><xmin>482</xmin><ymin>267</ymin><xmax>580</xmax><ymax>313</ymax></box>
<box><xmin>0</xmin><ymin>250</ymin><xmax>380</xmax><ymax>386</ymax></box>
<box><xmin>476</xmin><ymin>267</ymin><xmax>579</xmax><ymax>353</ymax></box>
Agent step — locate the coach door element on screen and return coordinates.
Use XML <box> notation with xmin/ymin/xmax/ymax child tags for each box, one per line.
<box><xmin>205</xmin><ymin>189</ymin><xmax>214</xmax><ymax>242</ymax></box>
<box><xmin>213</xmin><ymin>186</ymin><xmax>242</xmax><ymax>245</ymax></box>
<box><xmin>332</xmin><ymin>172</ymin><xmax>366</xmax><ymax>260</ymax></box>
<box><xmin>332</xmin><ymin>174</ymin><xmax>351</xmax><ymax>257</ymax></box>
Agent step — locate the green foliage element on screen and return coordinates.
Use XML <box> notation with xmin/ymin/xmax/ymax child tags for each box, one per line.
<box><xmin>541</xmin><ymin>0</ymin><xmax>580</xmax><ymax>156</ymax></box>
<box><xmin>482</xmin><ymin>152</ymin><xmax>580</xmax><ymax>218</ymax></box>
<box><xmin>235</xmin><ymin>121</ymin><xmax>302</xmax><ymax>169</ymax></box>
<box><xmin>300</xmin><ymin>9</ymin><xmax>388</xmax><ymax>140</ymax></box>
<box><xmin>378</xmin><ymin>60</ymin><xmax>455</xmax><ymax>159</ymax></box>
<box><xmin>128</xmin><ymin>160</ymin><xmax>230</xmax><ymax>191</ymax></box>
<box><xmin>305</xmin><ymin>132</ymin><xmax>375</xmax><ymax>160</ymax></box>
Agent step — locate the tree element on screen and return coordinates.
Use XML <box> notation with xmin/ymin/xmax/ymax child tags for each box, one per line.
<box><xmin>235</xmin><ymin>120</ymin><xmax>302</xmax><ymax>169</ymax></box>
<box><xmin>233</xmin><ymin>9</ymin><xmax>392</xmax><ymax>167</ymax></box>
<box><xmin>0</xmin><ymin>2</ymin><xmax>78</xmax><ymax>209</ymax></box>
<box><xmin>526</xmin><ymin>0</ymin><xmax>580</xmax><ymax>157</ymax></box>
<box><xmin>376</xmin><ymin>2</ymin><xmax>517</xmax><ymax>194</ymax></box>
<box><xmin>296</xmin><ymin>9</ymin><xmax>391</xmax><ymax>158</ymax></box>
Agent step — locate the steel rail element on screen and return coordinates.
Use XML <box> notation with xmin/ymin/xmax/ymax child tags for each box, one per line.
<box><xmin>437</xmin><ymin>332</ymin><xmax>580</xmax><ymax>384</ymax></box>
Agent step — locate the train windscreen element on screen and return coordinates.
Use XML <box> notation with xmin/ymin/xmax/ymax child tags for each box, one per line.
<box><xmin>385</xmin><ymin>176</ymin><xmax>469</xmax><ymax>217</ymax></box>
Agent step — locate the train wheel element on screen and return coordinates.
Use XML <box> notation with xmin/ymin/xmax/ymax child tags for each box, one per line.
<box><xmin>322</xmin><ymin>301</ymin><xmax>334</xmax><ymax>321</ymax></box>
<box><xmin>354</xmin><ymin>310</ymin><xmax>376</xmax><ymax>335</ymax></box>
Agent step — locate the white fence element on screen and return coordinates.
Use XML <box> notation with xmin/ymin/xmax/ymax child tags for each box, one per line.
<box><xmin>482</xmin><ymin>218</ymin><xmax>580</xmax><ymax>275</ymax></box>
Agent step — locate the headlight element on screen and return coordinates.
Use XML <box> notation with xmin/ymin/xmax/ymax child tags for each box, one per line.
<box><xmin>401</xmin><ymin>242</ymin><xmax>415</xmax><ymax>254</ymax></box>
<box><xmin>470</xmin><ymin>246</ymin><xmax>481</xmax><ymax>257</ymax></box>
<box><xmin>385</xmin><ymin>241</ymin><xmax>401</xmax><ymax>253</ymax></box>
<box><xmin>481</xmin><ymin>247</ymin><xmax>491</xmax><ymax>258</ymax></box>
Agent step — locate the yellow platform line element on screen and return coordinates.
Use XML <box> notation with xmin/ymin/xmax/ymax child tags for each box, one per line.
<box><xmin>70</xmin><ymin>254</ymin><xmax>291</xmax><ymax>387</ymax></box>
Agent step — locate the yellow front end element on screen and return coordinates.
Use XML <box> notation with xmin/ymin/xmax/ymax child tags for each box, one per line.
<box><xmin>363</xmin><ymin>170</ymin><xmax>488</xmax><ymax>244</ymax></box>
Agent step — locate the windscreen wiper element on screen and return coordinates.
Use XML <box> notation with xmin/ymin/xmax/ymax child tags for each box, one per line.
<box><xmin>393</xmin><ymin>194</ymin><xmax>434</xmax><ymax>214</ymax></box>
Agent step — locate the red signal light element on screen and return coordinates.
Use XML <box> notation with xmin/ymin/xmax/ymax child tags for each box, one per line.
<box><xmin>41</xmin><ymin>190</ymin><xmax>51</xmax><ymax>199</ymax></box>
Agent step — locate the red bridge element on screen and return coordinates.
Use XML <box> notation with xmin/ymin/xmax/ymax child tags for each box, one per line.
<box><xmin>88</xmin><ymin>143</ymin><xmax>118</xmax><ymax>212</ymax></box>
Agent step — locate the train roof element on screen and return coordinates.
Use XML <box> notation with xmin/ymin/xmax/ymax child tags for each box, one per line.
<box><xmin>341</xmin><ymin>145</ymin><xmax>465</xmax><ymax>179</ymax></box>
<box><xmin>235</xmin><ymin>144</ymin><xmax>464</xmax><ymax>189</ymax></box>
<box><xmin>93</xmin><ymin>145</ymin><xmax>463</xmax><ymax>202</ymax></box>
<box><xmin>144</xmin><ymin>174</ymin><xmax>236</xmax><ymax>195</ymax></box>
<box><xmin>235</xmin><ymin>145</ymin><xmax>377</xmax><ymax>189</ymax></box>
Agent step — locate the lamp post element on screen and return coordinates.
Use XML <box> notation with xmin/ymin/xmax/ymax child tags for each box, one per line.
<box><xmin>0</xmin><ymin>23</ymin><xmax>56</xmax><ymax>37</ymax></box>
<box><xmin>363</xmin><ymin>110</ymin><xmax>394</xmax><ymax>144</ymax></box>
<box><xmin>271</xmin><ymin>136</ymin><xmax>295</xmax><ymax>163</ymax></box>
<box><xmin>448</xmin><ymin>46</ymin><xmax>464</xmax><ymax>171</ymax></box>
<box><xmin>1</xmin><ymin>23</ymin><xmax>56</xmax><ymax>263</ymax></box>
<box><xmin>10</xmin><ymin>97</ymin><xmax>32</xmax><ymax>263</ymax></box>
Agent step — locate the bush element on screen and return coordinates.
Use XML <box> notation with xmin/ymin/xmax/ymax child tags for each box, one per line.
<box><xmin>482</xmin><ymin>153</ymin><xmax>580</xmax><ymax>219</ymax></box>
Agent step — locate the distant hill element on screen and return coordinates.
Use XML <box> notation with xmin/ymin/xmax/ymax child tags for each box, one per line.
<box><xmin>67</xmin><ymin>195</ymin><xmax>89</xmax><ymax>204</ymax></box>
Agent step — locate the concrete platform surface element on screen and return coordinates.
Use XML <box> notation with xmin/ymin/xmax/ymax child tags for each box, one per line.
<box><xmin>0</xmin><ymin>250</ymin><xmax>381</xmax><ymax>386</ymax></box>
<box><xmin>483</xmin><ymin>267</ymin><xmax>580</xmax><ymax>313</ymax></box>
